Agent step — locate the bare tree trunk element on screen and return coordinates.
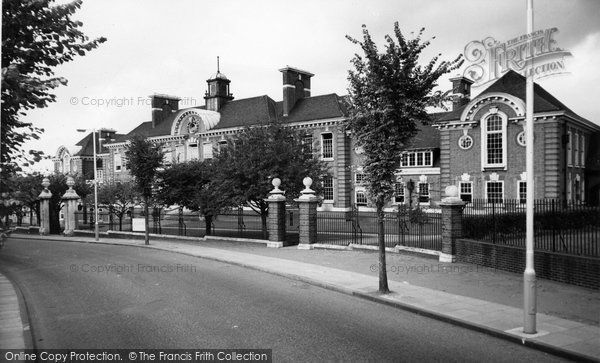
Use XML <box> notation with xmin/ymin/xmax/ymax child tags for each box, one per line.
<box><xmin>377</xmin><ymin>202</ymin><xmax>390</xmax><ymax>293</ymax></box>
<box><xmin>144</xmin><ymin>197</ymin><xmax>150</xmax><ymax>245</ymax></box>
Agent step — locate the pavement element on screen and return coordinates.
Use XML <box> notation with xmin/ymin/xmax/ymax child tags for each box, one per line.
<box><xmin>1</xmin><ymin>231</ymin><xmax>599</xmax><ymax>361</ymax></box>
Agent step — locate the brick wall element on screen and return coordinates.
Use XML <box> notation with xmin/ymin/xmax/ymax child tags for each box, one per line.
<box><xmin>456</xmin><ymin>238</ymin><xmax>600</xmax><ymax>289</ymax></box>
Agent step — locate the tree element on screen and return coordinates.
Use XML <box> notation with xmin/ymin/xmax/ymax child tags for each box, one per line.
<box><xmin>156</xmin><ymin>159</ymin><xmax>227</xmax><ymax>235</ymax></box>
<box><xmin>1</xmin><ymin>0</ymin><xmax>106</xmax><ymax>176</ymax></box>
<box><xmin>346</xmin><ymin>23</ymin><xmax>463</xmax><ymax>293</ymax></box>
<box><xmin>125</xmin><ymin>135</ymin><xmax>164</xmax><ymax>245</ymax></box>
<box><xmin>214</xmin><ymin>121</ymin><xmax>329</xmax><ymax>238</ymax></box>
<box><xmin>13</xmin><ymin>172</ymin><xmax>45</xmax><ymax>226</ymax></box>
<box><xmin>96</xmin><ymin>182</ymin><xmax>139</xmax><ymax>231</ymax></box>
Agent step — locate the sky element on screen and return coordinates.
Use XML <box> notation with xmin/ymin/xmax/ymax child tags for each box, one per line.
<box><xmin>19</xmin><ymin>0</ymin><xmax>600</xmax><ymax>173</ymax></box>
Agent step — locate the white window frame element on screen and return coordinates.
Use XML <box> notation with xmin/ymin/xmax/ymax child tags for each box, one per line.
<box><xmin>202</xmin><ymin>142</ymin><xmax>213</xmax><ymax>160</ymax></box>
<box><xmin>485</xmin><ymin>181</ymin><xmax>504</xmax><ymax>204</ymax></box>
<box><xmin>418</xmin><ymin>182</ymin><xmax>430</xmax><ymax>205</ymax></box>
<box><xmin>321</xmin><ymin>132</ymin><xmax>334</xmax><ymax>160</ymax></box>
<box><xmin>323</xmin><ymin>176</ymin><xmax>334</xmax><ymax>202</ymax></box>
<box><xmin>459</xmin><ymin>181</ymin><xmax>472</xmax><ymax>203</ymax></box>
<box><xmin>302</xmin><ymin>134</ymin><xmax>314</xmax><ymax>155</ymax></box>
<box><xmin>518</xmin><ymin>181</ymin><xmax>527</xmax><ymax>205</ymax></box>
<box><xmin>355</xmin><ymin>173</ymin><xmax>366</xmax><ymax>185</ymax></box>
<box><xmin>481</xmin><ymin>110</ymin><xmax>507</xmax><ymax>169</ymax></box>
<box><xmin>393</xmin><ymin>182</ymin><xmax>405</xmax><ymax>204</ymax></box>
<box><xmin>400</xmin><ymin>151</ymin><xmax>433</xmax><ymax>167</ymax></box>
<box><xmin>355</xmin><ymin>189</ymin><xmax>368</xmax><ymax>206</ymax></box>
<box><xmin>188</xmin><ymin>143</ymin><xmax>199</xmax><ymax>160</ymax></box>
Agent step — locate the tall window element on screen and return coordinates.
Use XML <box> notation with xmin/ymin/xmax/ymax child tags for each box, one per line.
<box><xmin>321</xmin><ymin>133</ymin><xmax>333</xmax><ymax>159</ymax></box>
<box><xmin>163</xmin><ymin>148</ymin><xmax>172</xmax><ymax>165</ymax></box>
<box><xmin>394</xmin><ymin>183</ymin><xmax>405</xmax><ymax>204</ymax></box>
<box><xmin>482</xmin><ymin>112</ymin><xmax>507</xmax><ymax>168</ymax></box>
<box><xmin>581</xmin><ymin>135</ymin><xmax>585</xmax><ymax>167</ymax></box>
<box><xmin>302</xmin><ymin>134</ymin><xmax>313</xmax><ymax>155</ymax></box>
<box><xmin>188</xmin><ymin>143</ymin><xmax>199</xmax><ymax>160</ymax></box>
<box><xmin>459</xmin><ymin>181</ymin><xmax>472</xmax><ymax>203</ymax></box>
<box><xmin>202</xmin><ymin>143</ymin><xmax>213</xmax><ymax>159</ymax></box>
<box><xmin>518</xmin><ymin>181</ymin><xmax>527</xmax><ymax>205</ymax></box>
<box><xmin>356</xmin><ymin>191</ymin><xmax>367</xmax><ymax>206</ymax></box>
<box><xmin>574</xmin><ymin>132</ymin><xmax>579</xmax><ymax>166</ymax></box>
<box><xmin>323</xmin><ymin>176</ymin><xmax>334</xmax><ymax>201</ymax></box>
<box><xmin>62</xmin><ymin>154</ymin><xmax>70</xmax><ymax>173</ymax></box>
<box><xmin>567</xmin><ymin>131</ymin><xmax>572</xmax><ymax>166</ymax></box>
<box><xmin>418</xmin><ymin>183</ymin><xmax>430</xmax><ymax>204</ymax></box>
<box><xmin>486</xmin><ymin>181</ymin><xmax>504</xmax><ymax>204</ymax></box>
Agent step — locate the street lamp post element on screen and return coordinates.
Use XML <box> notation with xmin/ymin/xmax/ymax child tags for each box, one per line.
<box><xmin>77</xmin><ymin>128</ymin><xmax>115</xmax><ymax>242</ymax></box>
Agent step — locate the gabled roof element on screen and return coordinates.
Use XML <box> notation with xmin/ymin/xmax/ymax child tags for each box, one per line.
<box><xmin>74</xmin><ymin>132</ymin><xmax>124</xmax><ymax>156</ymax></box>
<box><xmin>433</xmin><ymin>71</ymin><xmax>595</xmax><ymax>125</ymax></box>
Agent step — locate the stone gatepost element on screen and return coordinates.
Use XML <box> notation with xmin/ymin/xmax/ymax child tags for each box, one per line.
<box><xmin>439</xmin><ymin>185</ymin><xmax>465</xmax><ymax>263</ymax></box>
<box><xmin>38</xmin><ymin>178</ymin><xmax>52</xmax><ymax>236</ymax></box>
<box><xmin>62</xmin><ymin>176</ymin><xmax>80</xmax><ymax>236</ymax></box>
<box><xmin>266</xmin><ymin>178</ymin><xmax>287</xmax><ymax>248</ymax></box>
<box><xmin>295</xmin><ymin>177</ymin><xmax>319</xmax><ymax>249</ymax></box>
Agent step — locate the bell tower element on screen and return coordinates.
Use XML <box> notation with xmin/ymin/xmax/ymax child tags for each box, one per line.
<box><xmin>204</xmin><ymin>57</ymin><xmax>234</xmax><ymax>112</ymax></box>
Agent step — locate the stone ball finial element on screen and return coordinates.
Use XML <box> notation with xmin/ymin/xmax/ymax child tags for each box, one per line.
<box><xmin>66</xmin><ymin>176</ymin><xmax>75</xmax><ymax>189</ymax></box>
<box><xmin>42</xmin><ymin>177</ymin><xmax>50</xmax><ymax>190</ymax></box>
<box><xmin>303</xmin><ymin>177</ymin><xmax>313</xmax><ymax>189</ymax></box>
<box><xmin>272</xmin><ymin>178</ymin><xmax>281</xmax><ymax>189</ymax></box>
<box><xmin>445</xmin><ymin>185</ymin><xmax>459</xmax><ymax>198</ymax></box>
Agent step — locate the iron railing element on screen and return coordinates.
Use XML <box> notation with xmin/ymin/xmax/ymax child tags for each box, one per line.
<box><xmin>462</xmin><ymin>199</ymin><xmax>600</xmax><ymax>257</ymax></box>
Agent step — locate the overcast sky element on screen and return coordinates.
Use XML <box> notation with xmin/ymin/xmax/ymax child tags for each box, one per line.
<box><xmin>21</xmin><ymin>0</ymin><xmax>600</xmax><ymax>173</ymax></box>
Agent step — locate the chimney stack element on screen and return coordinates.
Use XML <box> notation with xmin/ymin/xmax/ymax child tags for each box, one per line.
<box><xmin>151</xmin><ymin>94</ymin><xmax>180</xmax><ymax>128</ymax></box>
<box><xmin>449</xmin><ymin>75</ymin><xmax>474</xmax><ymax>110</ymax></box>
<box><xmin>279</xmin><ymin>66</ymin><xmax>314</xmax><ymax>116</ymax></box>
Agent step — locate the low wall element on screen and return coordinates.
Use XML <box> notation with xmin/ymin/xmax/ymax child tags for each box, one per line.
<box><xmin>456</xmin><ymin>239</ymin><xmax>600</xmax><ymax>290</ymax></box>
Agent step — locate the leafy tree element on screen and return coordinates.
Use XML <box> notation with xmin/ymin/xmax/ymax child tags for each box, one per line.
<box><xmin>13</xmin><ymin>172</ymin><xmax>45</xmax><ymax>226</ymax></box>
<box><xmin>214</xmin><ymin>121</ymin><xmax>329</xmax><ymax>238</ymax></box>
<box><xmin>125</xmin><ymin>135</ymin><xmax>164</xmax><ymax>244</ymax></box>
<box><xmin>156</xmin><ymin>159</ymin><xmax>227</xmax><ymax>235</ymax></box>
<box><xmin>96</xmin><ymin>182</ymin><xmax>139</xmax><ymax>231</ymax></box>
<box><xmin>346</xmin><ymin>22</ymin><xmax>463</xmax><ymax>292</ymax></box>
<box><xmin>1</xmin><ymin>0</ymin><xmax>106</xmax><ymax>177</ymax></box>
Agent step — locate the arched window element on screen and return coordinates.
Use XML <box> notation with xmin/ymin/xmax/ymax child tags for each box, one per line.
<box><xmin>62</xmin><ymin>153</ymin><xmax>71</xmax><ymax>173</ymax></box>
<box><xmin>481</xmin><ymin>110</ymin><xmax>507</xmax><ymax>169</ymax></box>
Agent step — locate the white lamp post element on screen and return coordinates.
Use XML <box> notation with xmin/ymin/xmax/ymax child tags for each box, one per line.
<box><xmin>77</xmin><ymin>128</ymin><xmax>116</xmax><ymax>241</ymax></box>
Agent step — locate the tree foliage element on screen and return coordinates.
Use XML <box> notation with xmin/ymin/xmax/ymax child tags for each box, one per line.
<box><xmin>214</xmin><ymin>121</ymin><xmax>329</xmax><ymax>237</ymax></box>
<box><xmin>156</xmin><ymin>159</ymin><xmax>227</xmax><ymax>235</ymax></box>
<box><xmin>346</xmin><ymin>22</ymin><xmax>463</xmax><ymax>292</ymax></box>
<box><xmin>125</xmin><ymin>135</ymin><xmax>164</xmax><ymax>244</ymax></box>
<box><xmin>1</xmin><ymin>0</ymin><xmax>106</xmax><ymax>175</ymax></box>
<box><xmin>96</xmin><ymin>182</ymin><xmax>139</xmax><ymax>231</ymax></box>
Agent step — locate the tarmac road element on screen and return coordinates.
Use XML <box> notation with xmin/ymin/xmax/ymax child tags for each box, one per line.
<box><xmin>0</xmin><ymin>238</ymin><xmax>568</xmax><ymax>362</ymax></box>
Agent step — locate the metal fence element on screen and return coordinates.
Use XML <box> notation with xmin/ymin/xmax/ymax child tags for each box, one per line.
<box><xmin>73</xmin><ymin>207</ymin><xmax>300</xmax><ymax>242</ymax></box>
<box><xmin>316</xmin><ymin>206</ymin><xmax>443</xmax><ymax>251</ymax></box>
<box><xmin>462</xmin><ymin>199</ymin><xmax>600</xmax><ymax>257</ymax></box>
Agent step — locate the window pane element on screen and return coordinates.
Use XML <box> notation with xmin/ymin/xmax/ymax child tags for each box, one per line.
<box><xmin>418</xmin><ymin>183</ymin><xmax>429</xmax><ymax>203</ymax></box>
<box><xmin>322</xmin><ymin>133</ymin><xmax>333</xmax><ymax>159</ymax></box>
<box><xmin>416</xmin><ymin>152</ymin><xmax>423</xmax><ymax>166</ymax></box>
<box><xmin>487</xmin><ymin>182</ymin><xmax>503</xmax><ymax>204</ymax></box>
<box><xmin>203</xmin><ymin>143</ymin><xmax>213</xmax><ymax>159</ymax></box>
<box><xmin>356</xmin><ymin>192</ymin><xmax>367</xmax><ymax>206</ymax></box>
<box><xmin>487</xmin><ymin>133</ymin><xmax>503</xmax><ymax>164</ymax></box>
<box><xmin>394</xmin><ymin>183</ymin><xmax>404</xmax><ymax>203</ymax></box>
<box><xmin>487</xmin><ymin>115</ymin><xmax>502</xmax><ymax>131</ymax></box>
<box><xmin>323</xmin><ymin>176</ymin><xmax>334</xmax><ymax>201</ymax></box>
<box><xmin>424</xmin><ymin>152</ymin><xmax>432</xmax><ymax>166</ymax></box>
<box><xmin>460</xmin><ymin>182</ymin><xmax>472</xmax><ymax>203</ymax></box>
<box><xmin>519</xmin><ymin>181</ymin><xmax>527</xmax><ymax>204</ymax></box>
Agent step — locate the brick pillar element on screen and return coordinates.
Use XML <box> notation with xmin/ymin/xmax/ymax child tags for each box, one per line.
<box><xmin>439</xmin><ymin>185</ymin><xmax>465</xmax><ymax>263</ymax></box>
<box><xmin>38</xmin><ymin>178</ymin><xmax>52</xmax><ymax>236</ymax></box>
<box><xmin>295</xmin><ymin>177</ymin><xmax>320</xmax><ymax>249</ymax></box>
<box><xmin>266</xmin><ymin>178</ymin><xmax>287</xmax><ymax>248</ymax></box>
<box><xmin>62</xmin><ymin>177</ymin><xmax>80</xmax><ymax>236</ymax></box>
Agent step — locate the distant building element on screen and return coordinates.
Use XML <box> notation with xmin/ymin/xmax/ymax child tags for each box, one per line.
<box><xmin>54</xmin><ymin>66</ymin><xmax>600</xmax><ymax>209</ymax></box>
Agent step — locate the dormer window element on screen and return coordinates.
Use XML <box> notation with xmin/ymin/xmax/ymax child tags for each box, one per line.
<box><xmin>400</xmin><ymin>151</ymin><xmax>433</xmax><ymax>167</ymax></box>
